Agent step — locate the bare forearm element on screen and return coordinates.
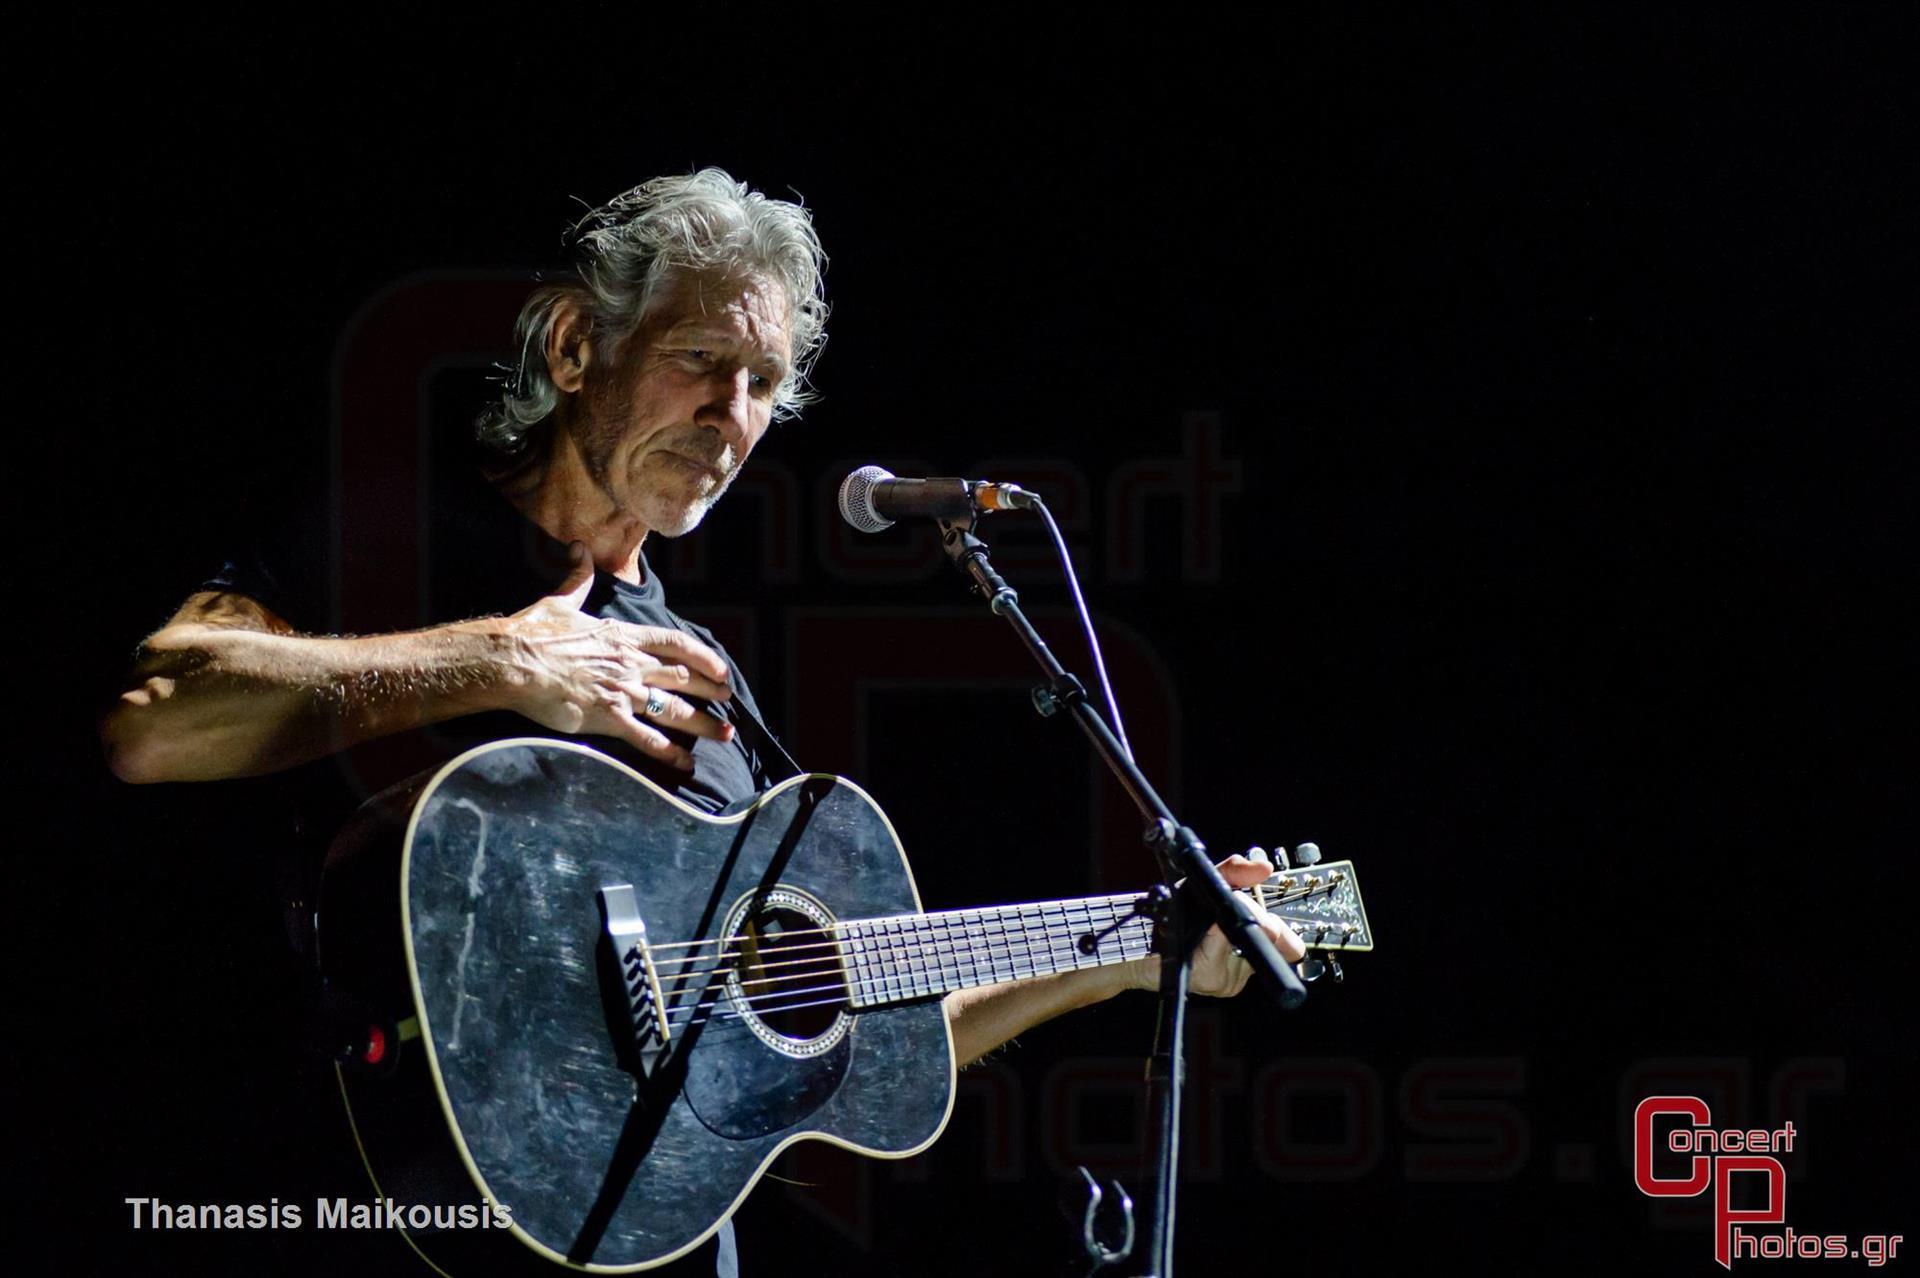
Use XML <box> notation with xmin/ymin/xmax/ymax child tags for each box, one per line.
<box><xmin>944</xmin><ymin>962</ymin><xmax>1143</xmax><ymax>1067</ymax></box>
<box><xmin>103</xmin><ymin>619</ymin><xmax>517</xmax><ymax>782</ymax></box>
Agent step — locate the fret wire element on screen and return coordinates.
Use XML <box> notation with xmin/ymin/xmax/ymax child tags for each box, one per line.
<box><xmin>922</xmin><ymin>913</ymin><xmax>940</xmax><ymax>996</ymax></box>
<box><xmin>920</xmin><ymin>913</ymin><xmax>937</xmax><ymax>997</ymax></box>
<box><xmin>914</xmin><ymin>914</ymin><xmax>932</xmax><ymax>998</ymax></box>
<box><xmin>892</xmin><ymin>918</ymin><xmax>907</xmax><ymax>1000</ymax></box>
<box><xmin>935</xmin><ymin>913</ymin><xmax>952</xmax><ymax>991</ymax></box>
<box><xmin>930</xmin><ymin>914</ymin><xmax>942</xmax><ymax>992</ymax></box>
<box><xmin>958</xmin><ymin>911</ymin><xmax>973</xmax><ymax>985</ymax></box>
<box><xmin>991</xmin><ymin>908</ymin><xmax>1010</xmax><ymax>982</ymax></box>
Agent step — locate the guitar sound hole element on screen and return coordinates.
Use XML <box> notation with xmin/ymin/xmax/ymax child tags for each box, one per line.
<box><xmin>736</xmin><ymin>906</ymin><xmax>847</xmax><ymax>1042</ymax></box>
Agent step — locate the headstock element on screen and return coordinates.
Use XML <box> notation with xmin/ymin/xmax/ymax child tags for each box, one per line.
<box><xmin>1248</xmin><ymin>846</ymin><xmax>1373</xmax><ymax>983</ymax></box>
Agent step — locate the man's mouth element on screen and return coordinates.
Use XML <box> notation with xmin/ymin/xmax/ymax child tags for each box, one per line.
<box><xmin>660</xmin><ymin>451</ymin><xmax>729</xmax><ymax>481</ymax></box>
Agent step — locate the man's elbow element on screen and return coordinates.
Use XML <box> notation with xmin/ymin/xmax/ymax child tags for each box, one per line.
<box><xmin>100</xmin><ymin>687</ymin><xmax>178</xmax><ymax>784</ymax></box>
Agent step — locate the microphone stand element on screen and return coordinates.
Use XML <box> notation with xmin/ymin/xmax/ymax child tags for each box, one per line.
<box><xmin>935</xmin><ymin>514</ymin><xmax>1306</xmax><ymax>1278</ymax></box>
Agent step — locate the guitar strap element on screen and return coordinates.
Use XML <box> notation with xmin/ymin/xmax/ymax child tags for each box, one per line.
<box><xmin>720</xmin><ymin>692</ymin><xmax>808</xmax><ymax>785</ymax></box>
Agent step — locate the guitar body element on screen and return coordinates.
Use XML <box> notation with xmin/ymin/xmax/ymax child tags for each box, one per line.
<box><xmin>318</xmin><ymin>738</ymin><xmax>955</xmax><ymax>1274</ymax></box>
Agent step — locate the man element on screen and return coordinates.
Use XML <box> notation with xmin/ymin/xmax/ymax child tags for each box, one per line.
<box><xmin>102</xmin><ymin>168</ymin><xmax>1304</xmax><ymax>1273</ymax></box>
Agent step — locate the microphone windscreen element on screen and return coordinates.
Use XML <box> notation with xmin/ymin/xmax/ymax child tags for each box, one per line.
<box><xmin>838</xmin><ymin>465</ymin><xmax>896</xmax><ymax>533</ymax></box>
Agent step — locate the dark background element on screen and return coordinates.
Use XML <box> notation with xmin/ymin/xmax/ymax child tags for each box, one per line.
<box><xmin>18</xmin><ymin>9</ymin><xmax>1914</xmax><ymax>1275</ymax></box>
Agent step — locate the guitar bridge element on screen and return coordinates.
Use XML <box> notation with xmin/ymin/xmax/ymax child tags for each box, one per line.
<box><xmin>599</xmin><ymin>885</ymin><xmax>672</xmax><ymax>1051</ymax></box>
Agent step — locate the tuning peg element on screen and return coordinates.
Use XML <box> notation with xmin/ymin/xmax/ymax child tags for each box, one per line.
<box><xmin>1293</xmin><ymin>842</ymin><xmax>1322</xmax><ymax>867</ymax></box>
<box><xmin>1271</xmin><ymin>846</ymin><xmax>1291</xmax><ymax>871</ymax></box>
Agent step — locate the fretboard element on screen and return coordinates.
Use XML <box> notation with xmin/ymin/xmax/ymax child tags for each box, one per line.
<box><xmin>834</xmin><ymin>894</ymin><xmax>1154</xmax><ymax>1008</ymax></box>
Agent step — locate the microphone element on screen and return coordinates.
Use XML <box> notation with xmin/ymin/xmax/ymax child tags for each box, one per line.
<box><xmin>838</xmin><ymin>465</ymin><xmax>1036</xmax><ymax>532</ymax></box>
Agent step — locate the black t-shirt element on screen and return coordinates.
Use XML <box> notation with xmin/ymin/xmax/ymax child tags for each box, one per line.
<box><xmin>202</xmin><ymin>447</ymin><xmax>786</xmax><ymax>1278</ymax></box>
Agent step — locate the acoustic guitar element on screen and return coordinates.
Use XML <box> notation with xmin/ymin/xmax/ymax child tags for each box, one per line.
<box><xmin>317</xmin><ymin>738</ymin><xmax>1373</xmax><ymax>1274</ymax></box>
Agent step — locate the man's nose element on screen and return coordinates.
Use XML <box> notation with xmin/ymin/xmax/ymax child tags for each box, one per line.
<box><xmin>695</xmin><ymin>366</ymin><xmax>756</xmax><ymax>447</ymax></box>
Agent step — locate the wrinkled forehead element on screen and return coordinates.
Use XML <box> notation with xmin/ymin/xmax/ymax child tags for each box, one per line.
<box><xmin>642</xmin><ymin>268</ymin><xmax>794</xmax><ymax>359</ymax></box>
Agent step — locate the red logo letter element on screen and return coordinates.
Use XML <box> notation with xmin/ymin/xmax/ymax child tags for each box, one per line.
<box><xmin>1712</xmin><ymin>1156</ymin><xmax>1786</xmax><ymax>1269</ymax></box>
<box><xmin>1635</xmin><ymin>1096</ymin><xmax>1712</xmax><ymax>1197</ymax></box>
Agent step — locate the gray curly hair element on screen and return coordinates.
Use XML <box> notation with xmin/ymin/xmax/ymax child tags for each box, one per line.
<box><xmin>477</xmin><ymin>168</ymin><xmax>829</xmax><ymax>459</ymax></box>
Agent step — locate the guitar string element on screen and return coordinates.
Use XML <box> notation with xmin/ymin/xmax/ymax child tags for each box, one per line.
<box><xmin>639</xmin><ymin>881</ymin><xmax>1344</xmax><ymax>959</ymax></box>
<box><xmin>649</xmin><ymin>903</ymin><xmax>1357</xmax><ymax>1032</ymax></box>
<box><xmin>667</xmin><ymin>936</ymin><xmax>1164</xmax><ymax>1031</ymax></box>
<box><xmin>659</xmin><ymin>935</ymin><xmax>1163</xmax><ymax>1030</ymax></box>
<box><xmin>667</xmin><ymin>962</ymin><xmax>1148</xmax><ymax>1033</ymax></box>
<box><xmin>657</xmin><ymin>923</ymin><xmax>1161</xmax><ymax>1025</ymax></box>
<box><xmin>660</xmin><ymin>925</ymin><xmax>1361</xmax><ymax>1035</ymax></box>
<box><xmin>644</xmin><ymin>891</ymin><xmax>1347</xmax><ymax>998</ymax></box>
<box><xmin>656</xmin><ymin>921</ymin><xmax>1116</xmax><ymax>981</ymax></box>
<box><xmin>658</xmin><ymin>931</ymin><xmax>1144</xmax><ymax>1020</ymax></box>
<box><xmin>665</xmin><ymin>927</ymin><xmax>1153</xmax><ymax>1016</ymax></box>
<box><xmin>651</xmin><ymin>897</ymin><xmax>1151</xmax><ymax>975</ymax></box>
<box><xmin>640</xmin><ymin>893</ymin><xmax>1150</xmax><ymax>954</ymax></box>
<box><xmin>655</xmin><ymin>935</ymin><xmax>1162</xmax><ymax>1037</ymax></box>
<box><xmin>644</xmin><ymin>900</ymin><xmax>1352</xmax><ymax>1023</ymax></box>
<box><xmin>656</xmin><ymin>916</ymin><xmax>1360</xmax><ymax>1032</ymax></box>
<box><xmin>640</xmin><ymin>880</ymin><xmax>1340</xmax><ymax>954</ymax></box>
<box><xmin>659</xmin><ymin>910</ymin><xmax>1131</xmax><ymax>966</ymax></box>
<box><xmin>653</xmin><ymin>904</ymin><xmax>1150</xmax><ymax>1001</ymax></box>
<box><xmin>641</xmin><ymin>906</ymin><xmax>1152</xmax><ymax>985</ymax></box>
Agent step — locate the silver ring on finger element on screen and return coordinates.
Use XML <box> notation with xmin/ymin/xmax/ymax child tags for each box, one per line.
<box><xmin>643</xmin><ymin>686</ymin><xmax>668</xmax><ymax>718</ymax></box>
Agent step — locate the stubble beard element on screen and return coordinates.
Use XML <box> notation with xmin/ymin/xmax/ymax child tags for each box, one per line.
<box><xmin>645</xmin><ymin>451</ymin><xmax>742</xmax><ymax>537</ymax></box>
<box><xmin>574</xmin><ymin>415</ymin><xmax>740</xmax><ymax>538</ymax></box>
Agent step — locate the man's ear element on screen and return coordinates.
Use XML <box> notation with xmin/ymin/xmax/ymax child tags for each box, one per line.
<box><xmin>544</xmin><ymin>295</ymin><xmax>593</xmax><ymax>393</ymax></box>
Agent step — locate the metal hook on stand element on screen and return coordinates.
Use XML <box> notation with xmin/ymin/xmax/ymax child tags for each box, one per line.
<box><xmin>1076</xmin><ymin>1166</ymin><xmax>1135</xmax><ymax>1274</ymax></box>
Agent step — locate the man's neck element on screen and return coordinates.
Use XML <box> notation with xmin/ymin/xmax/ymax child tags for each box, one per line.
<box><xmin>500</xmin><ymin>429</ymin><xmax>651</xmax><ymax>584</ymax></box>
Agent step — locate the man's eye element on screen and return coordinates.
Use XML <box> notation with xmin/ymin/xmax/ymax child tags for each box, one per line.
<box><xmin>685</xmin><ymin>348</ymin><xmax>713</xmax><ymax>362</ymax></box>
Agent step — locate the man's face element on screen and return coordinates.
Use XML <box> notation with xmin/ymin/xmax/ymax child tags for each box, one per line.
<box><xmin>571</xmin><ymin>268</ymin><xmax>793</xmax><ymax>536</ymax></box>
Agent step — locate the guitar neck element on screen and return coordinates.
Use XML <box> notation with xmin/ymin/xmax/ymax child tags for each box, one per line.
<box><xmin>836</xmin><ymin>894</ymin><xmax>1153</xmax><ymax>1008</ymax></box>
<box><xmin>832</xmin><ymin>861</ymin><xmax>1373</xmax><ymax>1010</ymax></box>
